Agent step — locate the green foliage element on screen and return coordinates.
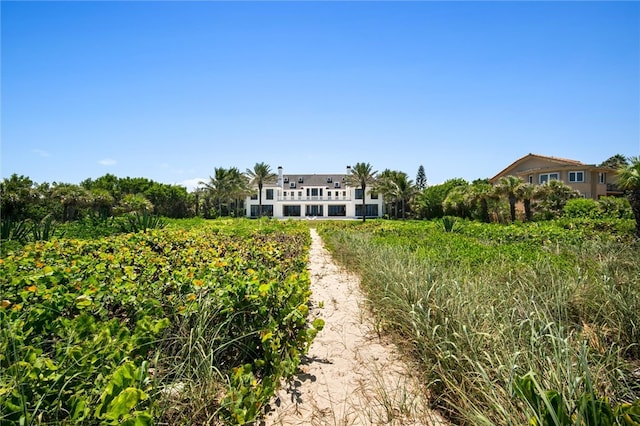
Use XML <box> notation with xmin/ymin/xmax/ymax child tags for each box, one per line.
<box><xmin>1</xmin><ymin>219</ymin><xmax>318</xmax><ymax>425</ymax></box>
<box><xmin>118</xmin><ymin>211</ymin><xmax>167</xmax><ymax>233</ymax></box>
<box><xmin>441</xmin><ymin>215</ymin><xmax>459</xmax><ymax>232</ymax></box>
<box><xmin>414</xmin><ymin>178</ymin><xmax>468</xmax><ymax>219</ymax></box>
<box><xmin>515</xmin><ymin>371</ymin><xmax>640</xmax><ymax>425</ymax></box>
<box><xmin>317</xmin><ymin>219</ymin><xmax>640</xmax><ymax>424</ymax></box>
<box><xmin>564</xmin><ymin>198</ymin><xmax>600</xmax><ymax>219</ymax></box>
<box><xmin>598</xmin><ymin>196</ymin><xmax>633</xmax><ymax>220</ymax></box>
<box><xmin>59</xmin><ymin>214</ymin><xmax>123</xmax><ymax>239</ymax></box>
<box><xmin>1</xmin><ymin>217</ymin><xmax>31</xmax><ymax>244</ymax></box>
<box><xmin>31</xmin><ymin>214</ymin><xmax>63</xmax><ymax>241</ymax></box>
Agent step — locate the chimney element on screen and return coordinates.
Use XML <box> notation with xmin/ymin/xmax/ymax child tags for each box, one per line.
<box><xmin>277</xmin><ymin>166</ymin><xmax>283</xmax><ymax>188</ymax></box>
<box><xmin>346</xmin><ymin>165</ymin><xmax>352</xmax><ymax>174</ymax></box>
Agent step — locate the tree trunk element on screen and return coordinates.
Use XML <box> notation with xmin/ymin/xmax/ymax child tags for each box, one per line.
<box><xmin>258</xmin><ymin>184</ymin><xmax>263</xmax><ymax>218</ymax></box>
<box><xmin>524</xmin><ymin>199</ymin><xmax>532</xmax><ymax>222</ymax></box>
<box><xmin>509</xmin><ymin>195</ymin><xmax>517</xmax><ymax>222</ymax></box>
<box><xmin>629</xmin><ymin>190</ymin><xmax>640</xmax><ymax>238</ymax></box>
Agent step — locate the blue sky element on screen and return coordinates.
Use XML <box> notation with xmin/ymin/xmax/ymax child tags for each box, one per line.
<box><xmin>2</xmin><ymin>1</ymin><xmax>639</xmax><ymax>190</ymax></box>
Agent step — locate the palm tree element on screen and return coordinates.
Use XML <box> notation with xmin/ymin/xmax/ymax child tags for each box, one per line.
<box><xmin>394</xmin><ymin>174</ymin><xmax>416</xmax><ymax>220</ymax></box>
<box><xmin>376</xmin><ymin>169</ymin><xmax>401</xmax><ymax>219</ymax></box>
<box><xmin>516</xmin><ymin>183</ymin><xmax>535</xmax><ymax>222</ymax></box>
<box><xmin>347</xmin><ymin>162</ymin><xmax>377</xmax><ymax>222</ymax></box>
<box><xmin>616</xmin><ymin>156</ymin><xmax>640</xmax><ymax>238</ymax></box>
<box><xmin>376</xmin><ymin>170</ymin><xmax>416</xmax><ymax>220</ymax></box>
<box><xmin>465</xmin><ymin>181</ymin><xmax>495</xmax><ymax>223</ymax></box>
<box><xmin>245</xmin><ymin>162</ymin><xmax>277</xmax><ymax>218</ymax></box>
<box><xmin>201</xmin><ymin>167</ymin><xmax>231</xmax><ymax>217</ymax></box>
<box><xmin>443</xmin><ymin>184</ymin><xmax>470</xmax><ymax>218</ymax></box>
<box><xmin>227</xmin><ymin>167</ymin><xmax>251</xmax><ymax>217</ymax></box>
<box><xmin>495</xmin><ymin>176</ymin><xmax>524</xmax><ymax>222</ymax></box>
<box><xmin>533</xmin><ymin>179</ymin><xmax>580</xmax><ymax>220</ymax></box>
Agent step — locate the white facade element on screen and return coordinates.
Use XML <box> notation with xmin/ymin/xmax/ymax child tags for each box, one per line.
<box><xmin>245</xmin><ymin>166</ymin><xmax>384</xmax><ymax>219</ymax></box>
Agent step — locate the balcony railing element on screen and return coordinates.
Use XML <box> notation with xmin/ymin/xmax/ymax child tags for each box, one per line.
<box><xmin>277</xmin><ymin>196</ymin><xmax>352</xmax><ymax>202</ymax></box>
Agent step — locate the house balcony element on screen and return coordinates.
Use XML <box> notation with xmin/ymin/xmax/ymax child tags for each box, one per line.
<box><xmin>277</xmin><ymin>196</ymin><xmax>352</xmax><ymax>202</ymax></box>
<box><xmin>606</xmin><ymin>183</ymin><xmax>623</xmax><ymax>194</ymax></box>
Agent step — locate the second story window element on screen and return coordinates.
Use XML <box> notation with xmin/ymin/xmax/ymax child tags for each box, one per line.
<box><xmin>539</xmin><ymin>173</ymin><xmax>559</xmax><ymax>184</ymax></box>
<box><xmin>370</xmin><ymin>191</ymin><xmax>378</xmax><ymax>199</ymax></box>
<box><xmin>568</xmin><ymin>171</ymin><xmax>584</xmax><ymax>182</ymax></box>
<box><xmin>599</xmin><ymin>172</ymin><xmax>606</xmax><ymax>184</ymax></box>
<box><xmin>266</xmin><ymin>189</ymin><xmax>274</xmax><ymax>200</ymax></box>
<box><xmin>355</xmin><ymin>188</ymin><xmax>364</xmax><ymax>199</ymax></box>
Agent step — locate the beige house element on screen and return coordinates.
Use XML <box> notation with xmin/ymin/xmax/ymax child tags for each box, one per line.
<box><xmin>489</xmin><ymin>153</ymin><xmax>622</xmax><ymax>200</ymax></box>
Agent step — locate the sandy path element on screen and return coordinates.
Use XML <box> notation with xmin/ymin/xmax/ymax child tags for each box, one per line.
<box><xmin>263</xmin><ymin>229</ymin><xmax>444</xmax><ymax>426</ymax></box>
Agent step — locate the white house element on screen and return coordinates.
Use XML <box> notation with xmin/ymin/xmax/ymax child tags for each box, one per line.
<box><xmin>245</xmin><ymin>166</ymin><xmax>384</xmax><ymax>219</ymax></box>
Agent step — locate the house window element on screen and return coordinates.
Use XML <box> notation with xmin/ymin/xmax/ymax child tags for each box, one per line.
<box><xmin>289</xmin><ymin>182</ymin><xmax>296</xmax><ymax>189</ymax></box>
<box><xmin>342</xmin><ymin>191</ymin><xmax>346</xmax><ymax>197</ymax></box>
<box><xmin>568</xmin><ymin>171</ymin><xmax>584</xmax><ymax>183</ymax></box>
<box><xmin>370</xmin><ymin>191</ymin><xmax>378</xmax><ymax>199</ymax></box>
<box><xmin>328</xmin><ymin>205</ymin><xmax>346</xmax><ymax>216</ymax></box>
<box><xmin>539</xmin><ymin>173</ymin><xmax>559</xmax><ymax>184</ymax></box>
<box><xmin>311</xmin><ymin>188</ymin><xmax>319</xmax><ymax>197</ymax></box>
<box><xmin>327</xmin><ymin>191</ymin><xmax>332</xmax><ymax>198</ymax></box>
<box><xmin>298</xmin><ymin>177</ymin><xmax>304</xmax><ymax>183</ymax></box>
<box><xmin>283</xmin><ymin>177</ymin><xmax>289</xmax><ymax>183</ymax></box>
<box><xmin>251</xmin><ymin>194</ymin><xmax>258</xmax><ymax>200</ymax></box>
<box><xmin>599</xmin><ymin>173</ymin><xmax>606</xmax><ymax>184</ymax></box>
<box><xmin>355</xmin><ymin>189</ymin><xmax>364</xmax><ymax>199</ymax></box>
<box><xmin>266</xmin><ymin>189</ymin><xmax>274</xmax><ymax>200</ymax></box>
<box><xmin>283</xmin><ymin>205</ymin><xmax>301</xmax><ymax>216</ymax></box>
<box><xmin>298</xmin><ymin>191</ymin><xmax>302</xmax><ymax>198</ymax></box>
<box><xmin>327</xmin><ymin>177</ymin><xmax>332</xmax><ymax>183</ymax></box>
<box><xmin>528</xmin><ymin>175</ymin><xmax>533</xmax><ymax>184</ymax></box>
<box><xmin>250</xmin><ymin>205</ymin><xmax>273</xmax><ymax>217</ymax></box>
<box><xmin>305</xmin><ymin>205</ymin><xmax>323</xmax><ymax>216</ymax></box>
<box><xmin>356</xmin><ymin>204</ymin><xmax>379</xmax><ymax>217</ymax></box>
<box><xmin>334</xmin><ymin>182</ymin><xmax>341</xmax><ymax>188</ymax></box>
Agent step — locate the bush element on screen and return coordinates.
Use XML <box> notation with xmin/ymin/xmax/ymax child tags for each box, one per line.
<box><xmin>563</xmin><ymin>198</ymin><xmax>600</xmax><ymax>219</ymax></box>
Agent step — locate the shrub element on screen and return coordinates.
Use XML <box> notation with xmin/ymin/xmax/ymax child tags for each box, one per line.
<box><xmin>563</xmin><ymin>198</ymin><xmax>600</xmax><ymax>219</ymax></box>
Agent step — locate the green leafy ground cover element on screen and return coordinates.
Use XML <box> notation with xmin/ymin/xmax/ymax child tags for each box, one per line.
<box><xmin>1</xmin><ymin>219</ymin><xmax>322</xmax><ymax>425</ymax></box>
<box><xmin>318</xmin><ymin>219</ymin><xmax>640</xmax><ymax>425</ymax></box>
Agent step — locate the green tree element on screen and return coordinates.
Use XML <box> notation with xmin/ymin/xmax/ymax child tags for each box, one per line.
<box><xmin>516</xmin><ymin>183</ymin><xmax>535</xmax><ymax>221</ymax></box>
<box><xmin>443</xmin><ymin>184</ymin><xmax>470</xmax><ymax>218</ymax></box>
<box><xmin>616</xmin><ymin>156</ymin><xmax>640</xmax><ymax>238</ymax></box>
<box><xmin>227</xmin><ymin>167</ymin><xmax>251</xmax><ymax>217</ymax></box>
<box><xmin>202</xmin><ymin>167</ymin><xmax>231</xmax><ymax>217</ymax></box>
<box><xmin>376</xmin><ymin>170</ymin><xmax>415</xmax><ymax>219</ymax></box>
<box><xmin>115</xmin><ymin>193</ymin><xmax>153</xmax><ymax>215</ymax></box>
<box><xmin>414</xmin><ymin>178</ymin><xmax>467</xmax><ymax>220</ymax></box>
<box><xmin>52</xmin><ymin>183</ymin><xmax>93</xmax><ymax>222</ymax></box>
<box><xmin>416</xmin><ymin>165</ymin><xmax>427</xmax><ymax>191</ymax></box>
<box><xmin>347</xmin><ymin>162</ymin><xmax>378</xmax><ymax>222</ymax></box>
<box><xmin>90</xmin><ymin>188</ymin><xmax>115</xmax><ymax>219</ymax></box>
<box><xmin>494</xmin><ymin>175</ymin><xmax>524</xmax><ymax>222</ymax></box>
<box><xmin>533</xmin><ymin>180</ymin><xmax>580</xmax><ymax>220</ymax></box>
<box><xmin>0</xmin><ymin>174</ymin><xmax>36</xmax><ymax>220</ymax></box>
<box><xmin>245</xmin><ymin>162</ymin><xmax>277</xmax><ymax>218</ymax></box>
<box><xmin>465</xmin><ymin>181</ymin><xmax>496</xmax><ymax>223</ymax></box>
<box><xmin>599</xmin><ymin>154</ymin><xmax>629</xmax><ymax>169</ymax></box>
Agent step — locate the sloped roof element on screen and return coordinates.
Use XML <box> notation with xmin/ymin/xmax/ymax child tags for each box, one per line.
<box><xmin>264</xmin><ymin>174</ymin><xmax>349</xmax><ymax>188</ymax></box>
<box><xmin>490</xmin><ymin>153</ymin><xmax>585</xmax><ymax>182</ymax></box>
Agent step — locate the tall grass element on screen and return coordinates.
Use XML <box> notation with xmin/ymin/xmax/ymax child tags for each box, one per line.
<box><xmin>318</xmin><ymin>221</ymin><xmax>640</xmax><ymax>424</ymax></box>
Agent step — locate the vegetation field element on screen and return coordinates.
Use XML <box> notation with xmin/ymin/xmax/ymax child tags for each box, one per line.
<box><xmin>1</xmin><ymin>219</ymin><xmax>322</xmax><ymax>425</ymax></box>
<box><xmin>318</xmin><ymin>218</ymin><xmax>640</xmax><ymax>425</ymax></box>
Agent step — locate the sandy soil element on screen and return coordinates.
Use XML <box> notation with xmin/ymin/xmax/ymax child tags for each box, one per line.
<box><xmin>263</xmin><ymin>228</ymin><xmax>445</xmax><ymax>426</ymax></box>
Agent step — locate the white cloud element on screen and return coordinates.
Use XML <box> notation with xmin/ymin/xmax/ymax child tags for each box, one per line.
<box><xmin>98</xmin><ymin>158</ymin><xmax>117</xmax><ymax>166</ymax></box>
<box><xmin>180</xmin><ymin>178</ymin><xmax>206</xmax><ymax>191</ymax></box>
<box><xmin>32</xmin><ymin>149</ymin><xmax>51</xmax><ymax>157</ymax></box>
